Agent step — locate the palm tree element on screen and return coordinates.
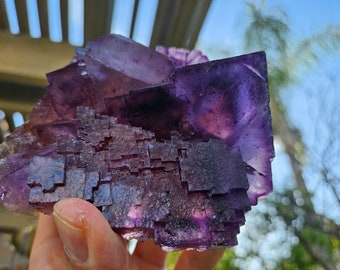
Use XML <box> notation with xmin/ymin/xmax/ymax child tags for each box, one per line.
<box><xmin>226</xmin><ymin>2</ymin><xmax>340</xmax><ymax>269</ymax></box>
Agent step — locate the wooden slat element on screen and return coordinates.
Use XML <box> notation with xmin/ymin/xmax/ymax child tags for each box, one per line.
<box><xmin>150</xmin><ymin>0</ymin><xmax>181</xmax><ymax>48</ymax></box>
<box><xmin>150</xmin><ymin>0</ymin><xmax>211</xmax><ymax>49</ymax></box>
<box><xmin>37</xmin><ymin>0</ymin><xmax>49</xmax><ymax>37</ymax></box>
<box><xmin>84</xmin><ymin>0</ymin><xmax>114</xmax><ymax>43</ymax></box>
<box><xmin>60</xmin><ymin>0</ymin><xmax>68</xmax><ymax>42</ymax></box>
<box><xmin>173</xmin><ymin>0</ymin><xmax>211</xmax><ymax>48</ymax></box>
<box><xmin>0</xmin><ymin>0</ymin><xmax>9</xmax><ymax>29</ymax></box>
<box><xmin>129</xmin><ymin>0</ymin><xmax>139</xmax><ymax>39</ymax></box>
<box><xmin>15</xmin><ymin>0</ymin><xmax>29</xmax><ymax>34</ymax></box>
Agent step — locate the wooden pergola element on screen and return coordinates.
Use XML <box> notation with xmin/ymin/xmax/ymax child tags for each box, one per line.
<box><xmin>0</xmin><ymin>0</ymin><xmax>211</xmax><ymax>134</ymax></box>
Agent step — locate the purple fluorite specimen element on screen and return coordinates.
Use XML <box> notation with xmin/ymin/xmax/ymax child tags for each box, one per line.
<box><xmin>0</xmin><ymin>34</ymin><xmax>274</xmax><ymax>250</ymax></box>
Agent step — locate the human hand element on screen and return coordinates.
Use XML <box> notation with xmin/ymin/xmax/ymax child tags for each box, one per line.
<box><xmin>29</xmin><ymin>198</ymin><xmax>225</xmax><ymax>270</ymax></box>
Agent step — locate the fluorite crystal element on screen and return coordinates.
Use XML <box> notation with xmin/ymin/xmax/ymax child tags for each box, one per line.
<box><xmin>0</xmin><ymin>34</ymin><xmax>274</xmax><ymax>250</ymax></box>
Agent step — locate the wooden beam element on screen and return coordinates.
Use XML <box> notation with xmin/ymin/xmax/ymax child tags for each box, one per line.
<box><xmin>84</xmin><ymin>0</ymin><xmax>113</xmax><ymax>43</ymax></box>
<box><xmin>37</xmin><ymin>0</ymin><xmax>49</xmax><ymax>36</ymax></box>
<box><xmin>15</xmin><ymin>0</ymin><xmax>29</xmax><ymax>34</ymax></box>
<box><xmin>0</xmin><ymin>0</ymin><xmax>9</xmax><ymax>29</ymax></box>
<box><xmin>129</xmin><ymin>0</ymin><xmax>139</xmax><ymax>38</ymax></box>
<box><xmin>150</xmin><ymin>0</ymin><xmax>211</xmax><ymax>49</ymax></box>
<box><xmin>0</xmin><ymin>30</ymin><xmax>76</xmax><ymax>87</ymax></box>
<box><xmin>150</xmin><ymin>0</ymin><xmax>182</xmax><ymax>48</ymax></box>
<box><xmin>60</xmin><ymin>0</ymin><xmax>68</xmax><ymax>42</ymax></box>
<box><xmin>174</xmin><ymin>0</ymin><xmax>211</xmax><ymax>48</ymax></box>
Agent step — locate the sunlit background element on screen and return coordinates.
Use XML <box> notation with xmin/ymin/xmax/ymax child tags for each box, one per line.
<box><xmin>1</xmin><ymin>0</ymin><xmax>339</xmax><ymax>269</ymax></box>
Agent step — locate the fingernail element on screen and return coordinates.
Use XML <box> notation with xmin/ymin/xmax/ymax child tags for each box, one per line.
<box><xmin>53</xmin><ymin>211</ymin><xmax>89</xmax><ymax>264</ymax></box>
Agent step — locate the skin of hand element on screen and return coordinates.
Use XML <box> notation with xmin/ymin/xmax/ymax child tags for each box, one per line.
<box><xmin>28</xmin><ymin>198</ymin><xmax>225</xmax><ymax>270</ymax></box>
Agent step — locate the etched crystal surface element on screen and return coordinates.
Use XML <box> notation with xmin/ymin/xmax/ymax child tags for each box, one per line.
<box><xmin>0</xmin><ymin>34</ymin><xmax>274</xmax><ymax>250</ymax></box>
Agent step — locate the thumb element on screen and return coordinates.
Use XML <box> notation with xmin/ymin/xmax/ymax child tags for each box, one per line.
<box><xmin>53</xmin><ymin>198</ymin><xmax>130</xmax><ymax>270</ymax></box>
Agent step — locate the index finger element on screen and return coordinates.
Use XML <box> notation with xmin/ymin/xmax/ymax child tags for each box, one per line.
<box><xmin>29</xmin><ymin>214</ymin><xmax>67</xmax><ymax>269</ymax></box>
<box><xmin>174</xmin><ymin>249</ymin><xmax>225</xmax><ymax>270</ymax></box>
<box><xmin>132</xmin><ymin>239</ymin><xmax>167</xmax><ymax>269</ymax></box>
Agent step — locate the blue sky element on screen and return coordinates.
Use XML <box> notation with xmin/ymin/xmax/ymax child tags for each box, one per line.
<box><xmin>197</xmin><ymin>0</ymin><xmax>340</xmax><ymax>56</ymax></box>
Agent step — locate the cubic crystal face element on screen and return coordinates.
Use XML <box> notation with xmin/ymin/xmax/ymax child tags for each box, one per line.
<box><xmin>0</xmin><ymin>34</ymin><xmax>274</xmax><ymax>250</ymax></box>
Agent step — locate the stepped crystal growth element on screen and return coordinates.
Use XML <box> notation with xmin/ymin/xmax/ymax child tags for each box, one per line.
<box><xmin>0</xmin><ymin>35</ymin><xmax>274</xmax><ymax>250</ymax></box>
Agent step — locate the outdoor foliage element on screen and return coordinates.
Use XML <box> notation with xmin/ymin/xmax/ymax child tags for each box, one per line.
<box><xmin>214</xmin><ymin>1</ymin><xmax>340</xmax><ymax>269</ymax></box>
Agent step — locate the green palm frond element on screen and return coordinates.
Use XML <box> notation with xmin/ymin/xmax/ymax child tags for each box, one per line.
<box><xmin>245</xmin><ymin>2</ymin><xmax>289</xmax><ymax>58</ymax></box>
<box><xmin>245</xmin><ymin>2</ymin><xmax>340</xmax><ymax>93</ymax></box>
<box><xmin>291</xmin><ymin>24</ymin><xmax>340</xmax><ymax>71</ymax></box>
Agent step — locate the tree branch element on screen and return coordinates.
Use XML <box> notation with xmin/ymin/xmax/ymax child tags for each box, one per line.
<box><xmin>295</xmin><ymin>230</ymin><xmax>337</xmax><ymax>270</ymax></box>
